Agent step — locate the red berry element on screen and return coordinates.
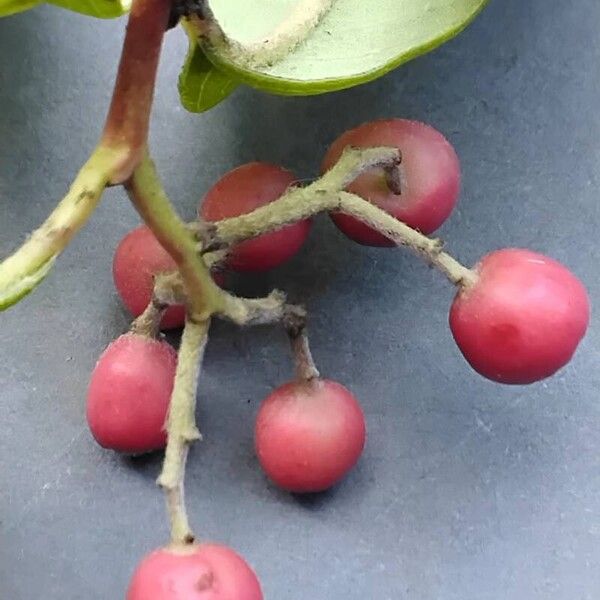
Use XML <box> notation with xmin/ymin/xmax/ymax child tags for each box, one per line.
<box><xmin>86</xmin><ymin>333</ymin><xmax>176</xmax><ymax>453</ymax></box>
<box><xmin>113</xmin><ymin>226</ymin><xmax>224</xmax><ymax>330</ymax></box>
<box><xmin>200</xmin><ymin>162</ymin><xmax>311</xmax><ymax>272</ymax></box>
<box><xmin>127</xmin><ymin>544</ymin><xmax>263</xmax><ymax>600</ymax></box>
<box><xmin>450</xmin><ymin>249</ymin><xmax>590</xmax><ymax>384</ymax></box>
<box><xmin>255</xmin><ymin>379</ymin><xmax>366</xmax><ymax>493</ymax></box>
<box><xmin>321</xmin><ymin>119</ymin><xmax>460</xmax><ymax>246</ymax></box>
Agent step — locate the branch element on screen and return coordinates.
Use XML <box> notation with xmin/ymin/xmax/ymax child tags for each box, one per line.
<box><xmin>129</xmin><ymin>272</ymin><xmax>186</xmax><ymax>338</ymax></box>
<box><xmin>219</xmin><ymin>291</ymin><xmax>320</xmax><ymax>382</ymax></box>
<box><xmin>140</xmin><ymin>145</ymin><xmax>472</xmax><ymax>326</ymax></box>
<box><xmin>126</xmin><ymin>151</ymin><xmax>226</xmax><ymax>319</ymax></box>
<box><xmin>102</xmin><ymin>0</ymin><xmax>172</xmax><ymax>183</ymax></box>
<box><xmin>219</xmin><ymin>289</ymin><xmax>289</xmax><ymax>326</ymax></box>
<box><xmin>204</xmin><ymin>146</ymin><xmax>401</xmax><ymax>248</ymax></box>
<box><xmin>335</xmin><ymin>192</ymin><xmax>475</xmax><ymax>287</ymax></box>
<box><xmin>197</xmin><ymin>146</ymin><xmax>475</xmax><ymax>287</ymax></box>
<box><xmin>0</xmin><ymin>147</ymin><xmax>113</xmax><ymax>309</ymax></box>
<box><xmin>0</xmin><ymin>0</ymin><xmax>171</xmax><ymax>311</ymax></box>
<box><xmin>198</xmin><ymin>0</ymin><xmax>335</xmax><ymax>69</ymax></box>
<box><xmin>283</xmin><ymin>306</ymin><xmax>320</xmax><ymax>382</ymax></box>
<box><xmin>157</xmin><ymin>318</ymin><xmax>210</xmax><ymax>545</ymax></box>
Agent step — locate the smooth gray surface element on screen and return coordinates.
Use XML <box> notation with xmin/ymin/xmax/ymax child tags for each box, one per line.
<box><xmin>1</xmin><ymin>2</ymin><xmax>599</xmax><ymax>599</ymax></box>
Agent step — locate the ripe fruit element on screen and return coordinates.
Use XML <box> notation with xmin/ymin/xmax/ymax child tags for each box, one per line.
<box><xmin>450</xmin><ymin>249</ymin><xmax>590</xmax><ymax>384</ymax></box>
<box><xmin>86</xmin><ymin>333</ymin><xmax>177</xmax><ymax>453</ymax></box>
<box><xmin>113</xmin><ymin>226</ymin><xmax>224</xmax><ymax>330</ymax></box>
<box><xmin>255</xmin><ymin>379</ymin><xmax>366</xmax><ymax>493</ymax></box>
<box><xmin>200</xmin><ymin>162</ymin><xmax>311</xmax><ymax>272</ymax></box>
<box><xmin>113</xmin><ymin>226</ymin><xmax>185</xmax><ymax>330</ymax></box>
<box><xmin>321</xmin><ymin>119</ymin><xmax>460</xmax><ymax>246</ymax></box>
<box><xmin>127</xmin><ymin>544</ymin><xmax>263</xmax><ymax>600</ymax></box>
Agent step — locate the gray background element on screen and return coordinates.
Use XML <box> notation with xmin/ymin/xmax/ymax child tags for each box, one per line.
<box><xmin>1</xmin><ymin>1</ymin><xmax>599</xmax><ymax>598</ymax></box>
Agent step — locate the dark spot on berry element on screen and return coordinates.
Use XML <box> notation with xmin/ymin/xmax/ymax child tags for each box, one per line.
<box><xmin>195</xmin><ymin>570</ymin><xmax>214</xmax><ymax>591</ymax></box>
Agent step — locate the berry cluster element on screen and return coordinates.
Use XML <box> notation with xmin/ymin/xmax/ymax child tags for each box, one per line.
<box><xmin>84</xmin><ymin>119</ymin><xmax>590</xmax><ymax>597</ymax></box>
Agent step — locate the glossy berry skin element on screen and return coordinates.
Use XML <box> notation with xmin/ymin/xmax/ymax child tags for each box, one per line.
<box><xmin>200</xmin><ymin>162</ymin><xmax>311</xmax><ymax>272</ymax></box>
<box><xmin>113</xmin><ymin>226</ymin><xmax>225</xmax><ymax>330</ymax></box>
<box><xmin>321</xmin><ymin>119</ymin><xmax>460</xmax><ymax>246</ymax></box>
<box><xmin>86</xmin><ymin>333</ymin><xmax>177</xmax><ymax>453</ymax></box>
<box><xmin>127</xmin><ymin>544</ymin><xmax>263</xmax><ymax>600</ymax></box>
<box><xmin>450</xmin><ymin>249</ymin><xmax>590</xmax><ymax>384</ymax></box>
<box><xmin>255</xmin><ymin>379</ymin><xmax>366</xmax><ymax>493</ymax></box>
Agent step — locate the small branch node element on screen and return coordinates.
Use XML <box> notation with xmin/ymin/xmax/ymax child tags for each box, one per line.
<box><xmin>190</xmin><ymin>220</ymin><xmax>226</xmax><ymax>254</ymax></box>
<box><xmin>282</xmin><ymin>304</ymin><xmax>308</xmax><ymax>339</ymax></box>
<box><xmin>384</xmin><ymin>155</ymin><xmax>403</xmax><ymax>195</ymax></box>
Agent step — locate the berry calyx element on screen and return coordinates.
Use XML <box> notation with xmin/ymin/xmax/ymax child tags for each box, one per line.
<box><xmin>322</xmin><ymin>118</ymin><xmax>460</xmax><ymax>246</ymax></box>
<box><xmin>86</xmin><ymin>333</ymin><xmax>177</xmax><ymax>453</ymax></box>
<box><xmin>255</xmin><ymin>379</ymin><xmax>366</xmax><ymax>493</ymax></box>
<box><xmin>200</xmin><ymin>162</ymin><xmax>311</xmax><ymax>272</ymax></box>
<box><xmin>127</xmin><ymin>544</ymin><xmax>263</xmax><ymax>600</ymax></box>
<box><xmin>449</xmin><ymin>249</ymin><xmax>590</xmax><ymax>384</ymax></box>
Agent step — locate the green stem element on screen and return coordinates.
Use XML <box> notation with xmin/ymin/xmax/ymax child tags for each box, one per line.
<box><xmin>157</xmin><ymin>318</ymin><xmax>210</xmax><ymax>545</ymax></box>
<box><xmin>126</xmin><ymin>152</ymin><xmax>224</xmax><ymax>319</ymax></box>
<box><xmin>0</xmin><ymin>0</ymin><xmax>171</xmax><ymax>311</ymax></box>
<box><xmin>0</xmin><ymin>147</ymin><xmax>115</xmax><ymax>310</ymax></box>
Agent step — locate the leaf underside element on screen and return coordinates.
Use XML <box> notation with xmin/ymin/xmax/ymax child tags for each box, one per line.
<box><xmin>197</xmin><ymin>0</ymin><xmax>489</xmax><ymax>95</ymax></box>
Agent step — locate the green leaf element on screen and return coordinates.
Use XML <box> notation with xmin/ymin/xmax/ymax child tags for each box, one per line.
<box><xmin>48</xmin><ymin>0</ymin><xmax>130</xmax><ymax>18</ymax></box>
<box><xmin>0</xmin><ymin>0</ymin><xmax>40</xmax><ymax>17</ymax></box>
<box><xmin>179</xmin><ymin>31</ymin><xmax>238</xmax><ymax>113</ymax></box>
<box><xmin>201</xmin><ymin>0</ymin><xmax>489</xmax><ymax>95</ymax></box>
<box><xmin>0</xmin><ymin>256</ymin><xmax>56</xmax><ymax>311</ymax></box>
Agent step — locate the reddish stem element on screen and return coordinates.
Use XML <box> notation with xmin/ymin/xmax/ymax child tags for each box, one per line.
<box><xmin>102</xmin><ymin>0</ymin><xmax>172</xmax><ymax>183</ymax></box>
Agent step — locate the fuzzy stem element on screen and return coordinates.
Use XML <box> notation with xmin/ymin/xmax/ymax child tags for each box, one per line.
<box><xmin>0</xmin><ymin>147</ymin><xmax>115</xmax><ymax>310</ymax></box>
<box><xmin>283</xmin><ymin>309</ymin><xmax>320</xmax><ymax>382</ymax></box>
<box><xmin>216</xmin><ymin>290</ymin><xmax>319</xmax><ymax>380</ymax></box>
<box><xmin>213</xmin><ymin>146</ymin><xmax>401</xmax><ymax>246</ymax></box>
<box><xmin>213</xmin><ymin>183</ymin><xmax>475</xmax><ymax>287</ymax></box>
<box><xmin>130</xmin><ymin>298</ymin><xmax>166</xmax><ymax>338</ymax></box>
<box><xmin>142</xmin><ymin>146</ymin><xmax>473</xmax><ymax>323</ymax></box>
<box><xmin>0</xmin><ymin>0</ymin><xmax>171</xmax><ymax>311</ymax></box>
<box><xmin>200</xmin><ymin>146</ymin><xmax>475</xmax><ymax>288</ymax></box>
<box><xmin>220</xmin><ymin>290</ymin><xmax>289</xmax><ymax>326</ymax></box>
<box><xmin>199</xmin><ymin>0</ymin><xmax>335</xmax><ymax>69</ymax></box>
<box><xmin>102</xmin><ymin>0</ymin><xmax>172</xmax><ymax>183</ymax></box>
<box><xmin>289</xmin><ymin>331</ymin><xmax>320</xmax><ymax>381</ymax></box>
<box><xmin>158</xmin><ymin>318</ymin><xmax>210</xmax><ymax>545</ymax></box>
<box><xmin>335</xmin><ymin>192</ymin><xmax>476</xmax><ymax>286</ymax></box>
<box><xmin>126</xmin><ymin>152</ymin><xmax>225</xmax><ymax>320</ymax></box>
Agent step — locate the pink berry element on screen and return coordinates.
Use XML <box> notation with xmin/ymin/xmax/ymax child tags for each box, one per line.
<box><xmin>127</xmin><ymin>544</ymin><xmax>263</xmax><ymax>600</ymax></box>
<box><xmin>86</xmin><ymin>333</ymin><xmax>176</xmax><ymax>453</ymax></box>
<box><xmin>200</xmin><ymin>162</ymin><xmax>311</xmax><ymax>272</ymax></box>
<box><xmin>450</xmin><ymin>249</ymin><xmax>590</xmax><ymax>384</ymax></box>
<box><xmin>255</xmin><ymin>379</ymin><xmax>366</xmax><ymax>493</ymax></box>
<box><xmin>321</xmin><ymin>119</ymin><xmax>460</xmax><ymax>246</ymax></box>
<box><xmin>113</xmin><ymin>226</ymin><xmax>224</xmax><ymax>330</ymax></box>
